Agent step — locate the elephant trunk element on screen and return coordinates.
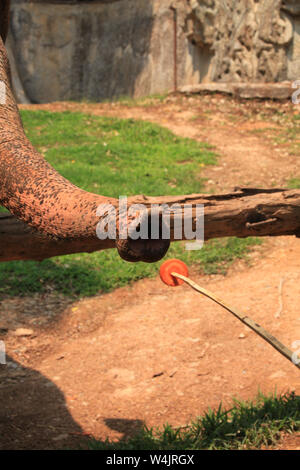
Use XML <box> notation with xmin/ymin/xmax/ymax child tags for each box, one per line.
<box><xmin>0</xmin><ymin>28</ymin><xmax>169</xmax><ymax>262</ymax></box>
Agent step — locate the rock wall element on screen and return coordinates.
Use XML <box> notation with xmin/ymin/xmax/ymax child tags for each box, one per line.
<box><xmin>186</xmin><ymin>0</ymin><xmax>300</xmax><ymax>83</ymax></box>
<box><xmin>8</xmin><ymin>0</ymin><xmax>201</xmax><ymax>103</ymax></box>
<box><xmin>7</xmin><ymin>0</ymin><xmax>300</xmax><ymax>103</ymax></box>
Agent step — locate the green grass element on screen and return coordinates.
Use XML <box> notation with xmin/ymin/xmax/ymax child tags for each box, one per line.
<box><xmin>99</xmin><ymin>93</ymin><xmax>169</xmax><ymax>107</ymax></box>
<box><xmin>246</xmin><ymin>107</ymin><xmax>300</xmax><ymax>156</ymax></box>
<box><xmin>0</xmin><ymin>110</ymin><xmax>261</xmax><ymax>297</ymax></box>
<box><xmin>288</xmin><ymin>178</ymin><xmax>300</xmax><ymax>189</ymax></box>
<box><xmin>0</xmin><ymin>237</ymin><xmax>261</xmax><ymax>297</ymax></box>
<box><xmin>266</xmin><ymin>111</ymin><xmax>299</xmax><ymax>155</ymax></box>
<box><xmin>20</xmin><ymin>110</ymin><xmax>215</xmax><ymax>197</ymax></box>
<box><xmin>86</xmin><ymin>391</ymin><xmax>300</xmax><ymax>450</ymax></box>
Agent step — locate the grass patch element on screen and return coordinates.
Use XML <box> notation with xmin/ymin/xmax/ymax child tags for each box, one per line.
<box><xmin>288</xmin><ymin>178</ymin><xmax>300</xmax><ymax>189</ymax></box>
<box><xmin>99</xmin><ymin>93</ymin><xmax>169</xmax><ymax>107</ymax></box>
<box><xmin>262</xmin><ymin>110</ymin><xmax>300</xmax><ymax>156</ymax></box>
<box><xmin>19</xmin><ymin>110</ymin><xmax>215</xmax><ymax>197</ymax></box>
<box><xmin>0</xmin><ymin>110</ymin><xmax>260</xmax><ymax>297</ymax></box>
<box><xmin>0</xmin><ymin>237</ymin><xmax>261</xmax><ymax>297</ymax></box>
<box><xmin>245</xmin><ymin>106</ymin><xmax>300</xmax><ymax>156</ymax></box>
<box><xmin>87</xmin><ymin>391</ymin><xmax>300</xmax><ymax>450</ymax></box>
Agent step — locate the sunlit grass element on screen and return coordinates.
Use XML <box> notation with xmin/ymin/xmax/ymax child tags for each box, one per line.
<box><xmin>87</xmin><ymin>392</ymin><xmax>300</xmax><ymax>450</ymax></box>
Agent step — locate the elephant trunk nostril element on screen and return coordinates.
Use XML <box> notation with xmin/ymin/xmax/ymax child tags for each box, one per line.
<box><xmin>116</xmin><ymin>237</ymin><xmax>170</xmax><ymax>263</ymax></box>
<box><xmin>115</xmin><ymin>205</ymin><xmax>171</xmax><ymax>262</ymax></box>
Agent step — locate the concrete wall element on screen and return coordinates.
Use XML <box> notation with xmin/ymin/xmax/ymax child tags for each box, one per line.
<box><xmin>8</xmin><ymin>0</ymin><xmax>300</xmax><ymax>103</ymax></box>
<box><xmin>8</xmin><ymin>0</ymin><xmax>201</xmax><ymax>103</ymax></box>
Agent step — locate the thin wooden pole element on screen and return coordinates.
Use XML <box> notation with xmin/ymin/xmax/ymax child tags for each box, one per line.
<box><xmin>172</xmin><ymin>271</ymin><xmax>300</xmax><ymax>370</ymax></box>
<box><xmin>170</xmin><ymin>6</ymin><xmax>177</xmax><ymax>92</ymax></box>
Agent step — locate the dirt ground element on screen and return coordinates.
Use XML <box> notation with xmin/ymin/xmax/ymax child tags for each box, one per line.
<box><xmin>0</xmin><ymin>94</ymin><xmax>300</xmax><ymax>450</ymax></box>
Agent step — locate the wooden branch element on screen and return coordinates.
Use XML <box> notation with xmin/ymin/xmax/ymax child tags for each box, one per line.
<box><xmin>128</xmin><ymin>187</ymin><xmax>300</xmax><ymax>240</ymax></box>
<box><xmin>172</xmin><ymin>271</ymin><xmax>300</xmax><ymax>369</ymax></box>
<box><xmin>1</xmin><ymin>187</ymin><xmax>300</xmax><ymax>262</ymax></box>
<box><xmin>0</xmin><ymin>213</ymin><xmax>115</xmax><ymax>262</ymax></box>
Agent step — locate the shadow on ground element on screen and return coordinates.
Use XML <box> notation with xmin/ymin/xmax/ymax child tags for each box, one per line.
<box><xmin>104</xmin><ymin>418</ymin><xmax>145</xmax><ymax>441</ymax></box>
<box><xmin>0</xmin><ymin>355</ymin><xmax>84</xmax><ymax>450</ymax></box>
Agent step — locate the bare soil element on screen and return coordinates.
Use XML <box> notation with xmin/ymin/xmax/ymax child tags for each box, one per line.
<box><xmin>0</xmin><ymin>94</ymin><xmax>299</xmax><ymax>450</ymax></box>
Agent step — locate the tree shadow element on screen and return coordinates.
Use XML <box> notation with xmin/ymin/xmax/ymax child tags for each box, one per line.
<box><xmin>0</xmin><ymin>355</ymin><xmax>84</xmax><ymax>450</ymax></box>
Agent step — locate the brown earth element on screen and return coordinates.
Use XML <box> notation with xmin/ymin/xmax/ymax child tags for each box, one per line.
<box><xmin>0</xmin><ymin>94</ymin><xmax>300</xmax><ymax>450</ymax></box>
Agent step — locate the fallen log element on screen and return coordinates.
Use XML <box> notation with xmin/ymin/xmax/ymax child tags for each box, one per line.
<box><xmin>1</xmin><ymin>187</ymin><xmax>300</xmax><ymax>262</ymax></box>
